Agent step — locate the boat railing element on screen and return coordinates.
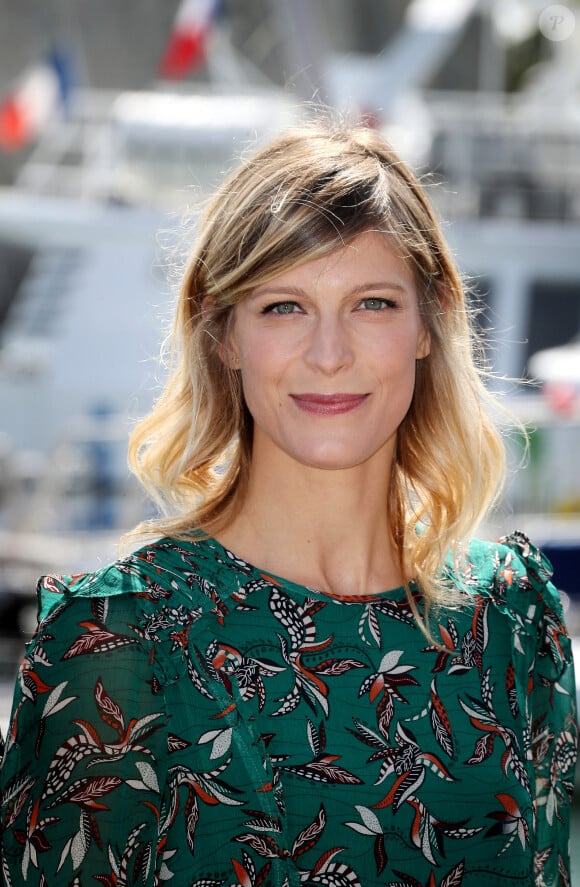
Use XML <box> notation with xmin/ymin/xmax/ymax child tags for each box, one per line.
<box><xmin>423</xmin><ymin>90</ymin><xmax>580</xmax><ymax>222</ymax></box>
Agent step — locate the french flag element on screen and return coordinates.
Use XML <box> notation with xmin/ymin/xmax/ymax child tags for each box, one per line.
<box><xmin>159</xmin><ymin>0</ymin><xmax>222</xmax><ymax>79</ymax></box>
<box><xmin>0</xmin><ymin>48</ymin><xmax>73</xmax><ymax>151</ymax></box>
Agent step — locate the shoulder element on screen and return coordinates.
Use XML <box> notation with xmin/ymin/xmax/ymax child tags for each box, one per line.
<box><xmin>455</xmin><ymin>530</ymin><xmax>558</xmax><ymax>611</ymax></box>
<box><xmin>35</xmin><ymin>534</ymin><xmax>238</xmax><ymax>624</ymax></box>
<box><xmin>445</xmin><ymin>530</ymin><xmax>565</xmax><ymax>636</ymax></box>
<box><xmin>448</xmin><ymin>530</ymin><xmax>572</xmax><ymax>672</ymax></box>
<box><xmin>25</xmin><ymin>535</ymin><xmax>238</xmax><ymax>697</ymax></box>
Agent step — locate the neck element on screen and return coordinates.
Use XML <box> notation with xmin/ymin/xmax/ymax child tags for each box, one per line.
<box><xmin>217</xmin><ymin>444</ymin><xmax>403</xmax><ymax>597</ymax></box>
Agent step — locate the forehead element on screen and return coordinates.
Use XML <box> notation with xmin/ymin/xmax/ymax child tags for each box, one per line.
<box><xmin>251</xmin><ymin>231</ymin><xmax>417</xmax><ymax>293</ymax></box>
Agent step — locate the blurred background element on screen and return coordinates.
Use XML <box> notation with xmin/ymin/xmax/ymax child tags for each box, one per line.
<box><xmin>0</xmin><ymin>0</ymin><xmax>579</xmax><ymax>851</ymax></box>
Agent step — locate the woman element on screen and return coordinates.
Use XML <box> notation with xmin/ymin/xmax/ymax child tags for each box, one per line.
<box><xmin>0</xmin><ymin>122</ymin><xmax>576</xmax><ymax>886</ymax></box>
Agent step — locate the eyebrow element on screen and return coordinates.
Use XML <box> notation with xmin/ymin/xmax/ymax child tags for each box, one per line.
<box><xmin>350</xmin><ymin>282</ymin><xmax>408</xmax><ymax>295</ymax></box>
<box><xmin>251</xmin><ymin>281</ymin><xmax>409</xmax><ymax>299</ymax></box>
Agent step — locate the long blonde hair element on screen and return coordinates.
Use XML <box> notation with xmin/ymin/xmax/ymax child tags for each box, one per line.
<box><xmin>128</xmin><ymin>121</ymin><xmax>506</xmax><ymax>610</ymax></box>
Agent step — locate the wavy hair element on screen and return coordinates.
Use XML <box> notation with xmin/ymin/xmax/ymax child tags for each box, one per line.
<box><xmin>127</xmin><ymin>120</ymin><xmax>506</xmax><ymax>616</ymax></box>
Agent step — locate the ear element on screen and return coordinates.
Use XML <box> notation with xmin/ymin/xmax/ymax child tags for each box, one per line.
<box><xmin>416</xmin><ymin>325</ymin><xmax>431</xmax><ymax>360</ymax></box>
<box><xmin>225</xmin><ymin>347</ymin><xmax>241</xmax><ymax>369</ymax></box>
<box><xmin>222</xmin><ymin>316</ymin><xmax>241</xmax><ymax>369</ymax></box>
<box><xmin>203</xmin><ymin>297</ymin><xmax>240</xmax><ymax>369</ymax></box>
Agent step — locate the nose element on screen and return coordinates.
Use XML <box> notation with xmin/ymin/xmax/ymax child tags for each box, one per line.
<box><xmin>303</xmin><ymin>314</ymin><xmax>354</xmax><ymax>375</ymax></box>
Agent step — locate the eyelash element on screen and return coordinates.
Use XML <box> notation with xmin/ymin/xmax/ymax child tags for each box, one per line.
<box><xmin>359</xmin><ymin>297</ymin><xmax>398</xmax><ymax>311</ymax></box>
<box><xmin>261</xmin><ymin>301</ymin><xmax>300</xmax><ymax>315</ymax></box>
<box><xmin>261</xmin><ymin>298</ymin><xmax>398</xmax><ymax>315</ymax></box>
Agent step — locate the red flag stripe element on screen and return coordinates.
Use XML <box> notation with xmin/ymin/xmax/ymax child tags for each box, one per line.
<box><xmin>159</xmin><ymin>0</ymin><xmax>218</xmax><ymax>78</ymax></box>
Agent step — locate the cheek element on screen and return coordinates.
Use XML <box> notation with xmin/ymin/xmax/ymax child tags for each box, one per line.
<box><xmin>238</xmin><ymin>349</ymin><xmax>283</xmax><ymax>417</ymax></box>
<box><xmin>240</xmin><ymin>331</ymin><xmax>294</xmax><ymax>382</ymax></box>
<box><xmin>371</xmin><ymin>336</ymin><xmax>421</xmax><ymax>378</ymax></box>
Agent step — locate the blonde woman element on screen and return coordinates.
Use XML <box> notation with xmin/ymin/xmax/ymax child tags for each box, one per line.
<box><xmin>1</xmin><ymin>124</ymin><xmax>576</xmax><ymax>886</ymax></box>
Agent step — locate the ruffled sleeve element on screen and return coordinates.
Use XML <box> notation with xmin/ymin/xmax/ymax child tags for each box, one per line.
<box><xmin>498</xmin><ymin>532</ymin><xmax>577</xmax><ymax>886</ymax></box>
<box><xmin>0</xmin><ymin>568</ymin><xmax>169</xmax><ymax>885</ymax></box>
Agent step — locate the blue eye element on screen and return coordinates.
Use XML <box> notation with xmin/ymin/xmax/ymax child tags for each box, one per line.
<box><xmin>263</xmin><ymin>301</ymin><xmax>299</xmax><ymax>315</ymax></box>
<box><xmin>361</xmin><ymin>299</ymin><xmax>387</xmax><ymax>311</ymax></box>
<box><xmin>361</xmin><ymin>298</ymin><xmax>393</xmax><ymax>311</ymax></box>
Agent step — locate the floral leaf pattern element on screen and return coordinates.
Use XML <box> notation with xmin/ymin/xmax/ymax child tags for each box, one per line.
<box><xmin>0</xmin><ymin>531</ymin><xmax>576</xmax><ymax>885</ymax></box>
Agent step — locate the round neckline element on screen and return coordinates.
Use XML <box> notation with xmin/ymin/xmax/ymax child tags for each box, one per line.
<box><xmin>187</xmin><ymin>534</ymin><xmax>411</xmax><ymax>603</ymax></box>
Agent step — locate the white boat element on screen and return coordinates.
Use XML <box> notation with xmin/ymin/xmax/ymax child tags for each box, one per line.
<box><xmin>0</xmin><ymin>85</ymin><xmax>303</xmax><ymax>631</ymax></box>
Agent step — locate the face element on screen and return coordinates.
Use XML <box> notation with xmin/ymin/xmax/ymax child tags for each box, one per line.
<box><xmin>227</xmin><ymin>231</ymin><xmax>430</xmax><ymax>474</ymax></box>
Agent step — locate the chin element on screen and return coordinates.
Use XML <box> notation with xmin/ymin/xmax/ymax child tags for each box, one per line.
<box><xmin>292</xmin><ymin>446</ymin><xmax>380</xmax><ymax>472</ymax></box>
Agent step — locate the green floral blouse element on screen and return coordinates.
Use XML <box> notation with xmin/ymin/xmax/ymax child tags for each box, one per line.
<box><xmin>0</xmin><ymin>531</ymin><xmax>577</xmax><ymax>886</ymax></box>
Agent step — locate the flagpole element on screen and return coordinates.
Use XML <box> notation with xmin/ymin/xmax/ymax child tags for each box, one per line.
<box><xmin>269</xmin><ymin>0</ymin><xmax>330</xmax><ymax>103</ymax></box>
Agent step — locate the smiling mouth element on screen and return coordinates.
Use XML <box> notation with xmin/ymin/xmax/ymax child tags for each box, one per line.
<box><xmin>290</xmin><ymin>393</ymin><xmax>369</xmax><ymax>416</ymax></box>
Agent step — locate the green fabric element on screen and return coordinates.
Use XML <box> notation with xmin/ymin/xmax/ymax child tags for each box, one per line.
<box><xmin>0</xmin><ymin>532</ymin><xmax>576</xmax><ymax>886</ymax></box>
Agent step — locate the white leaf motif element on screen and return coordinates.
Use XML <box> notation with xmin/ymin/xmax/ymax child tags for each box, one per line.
<box><xmin>344</xmin><ymin>821</ymin><xmax>376</xmax><ymax>836</ymax></box>
<box><xmin>57</xmin><ymin>836</ymin><xmax>73</xmax><ymax>873</ymax></box>
<box><xmin>136</xmin><ymin>760</ymin><xmax>160</xmax><ymax>792</ymax></box>
<box><xmin>210</xmin><ymin>727</ymin><xmax>233</xmax><ymax>759</ymax></box>
<box><xmin>354</xmin><ymin>805</ymin><xmax>383</xmax><ymax>835</ymax></box>
<box><xmin>70</xmin><ymin>812</ymin><xmax>89</xmax><ymax>869</ymax></box>
<box><xmin>199</xmin><ymin>729</ymin><xmax>222</xmax><ymax>744</ymax></box>
<box><xmin>379</xmin><ymin>650</ymin><xmax>404</xmax><ymax>673</ymax></box>
<box><xmin>43</xmin><ymin>681</ymin><xmax>76</xmax><ymax>718</ymax></box>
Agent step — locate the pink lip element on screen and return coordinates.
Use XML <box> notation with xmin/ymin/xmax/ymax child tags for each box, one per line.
<box><xmin>290</xmin><ymin>393</ymin><xmax>369</xmax><ymax>416</ymax></box>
